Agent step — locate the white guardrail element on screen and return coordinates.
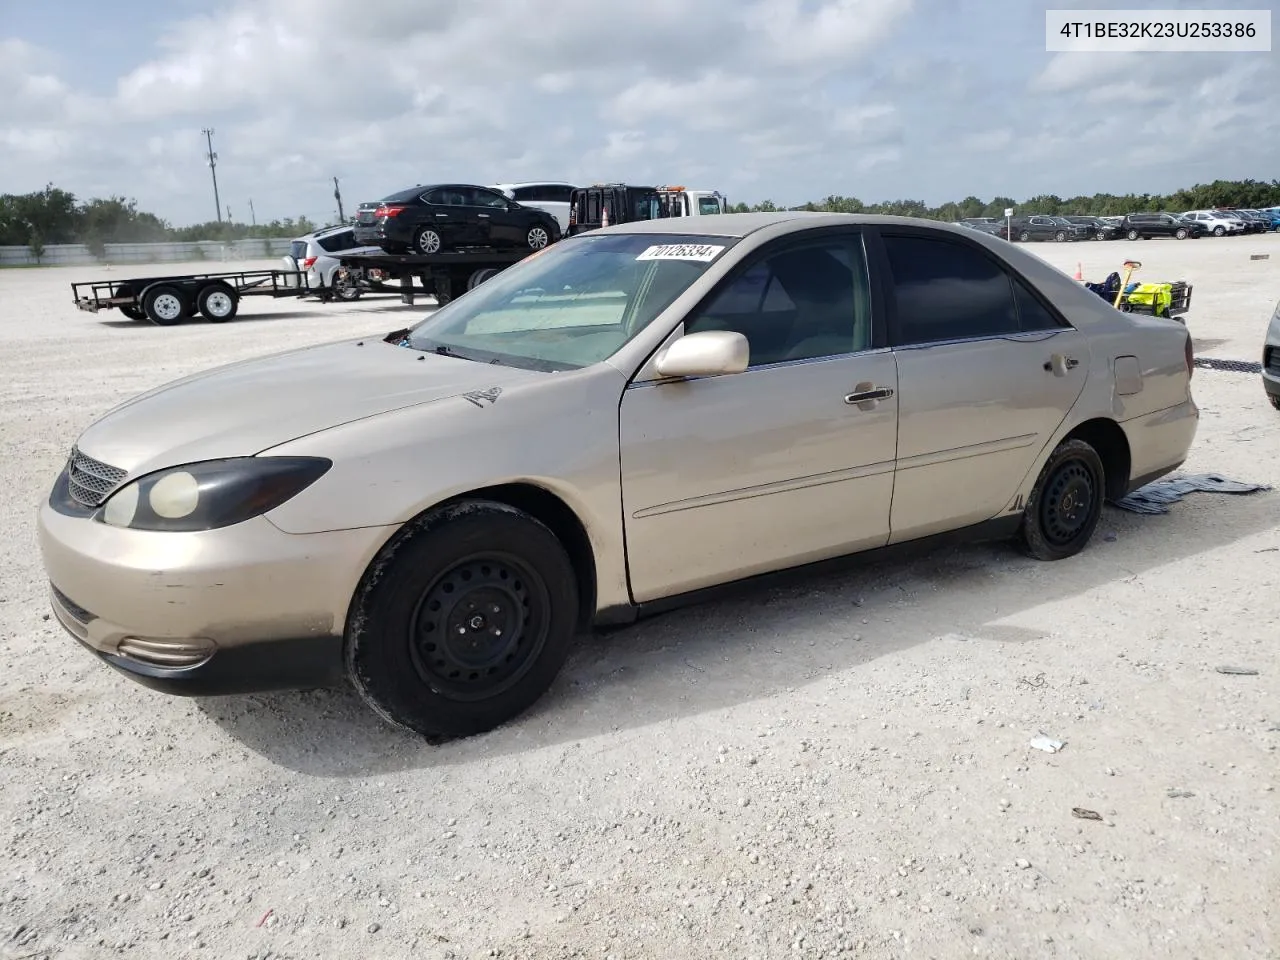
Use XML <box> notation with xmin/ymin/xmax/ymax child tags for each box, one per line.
<box><xmin>0</xmin><ymin>239</ymin><xmax>295</xmax><ymax>267</ymax></box>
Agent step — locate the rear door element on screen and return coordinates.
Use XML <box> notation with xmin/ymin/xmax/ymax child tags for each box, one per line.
<box><xmin>875</xmin><ymin>227</ymin><xmax>1089</xmax><ymax>542</ymax></box>
<box><xmin>426</xmin><ymin>186</ymin><xmax>484</xmax><ymax>245</ymax></box>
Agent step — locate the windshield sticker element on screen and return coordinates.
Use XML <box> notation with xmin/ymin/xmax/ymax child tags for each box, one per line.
<box><xmin>635</xmin><ymin>243</ymin><xmax>726</xmax><ymax>262</ymax></box>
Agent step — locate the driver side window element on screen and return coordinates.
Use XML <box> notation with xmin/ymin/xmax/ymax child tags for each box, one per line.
<box><xmin>683</xmin><ymin>236</ymin><xmax>872</xmax><ymax>367</ymax></box>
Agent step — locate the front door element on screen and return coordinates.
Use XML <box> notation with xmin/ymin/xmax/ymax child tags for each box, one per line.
<box><xmin>877</xmin><ymin>229</ymin><xmax>1089</xmax><ymax>543</ymax></box>
<box><xmin>618</xmin><ymin>231</ymin><xmax>899</xmax><ymax>603</ymax></box>
<box><xmin>472</xmin><ymin>187</ymin><xmax>524</xmax><ymax>246</ymax></box>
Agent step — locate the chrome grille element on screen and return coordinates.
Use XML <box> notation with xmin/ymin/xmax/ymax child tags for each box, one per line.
<box><xmin>66</xmin><ymin>447</ymin><xmax>126</xmax><ymax>508</ymax></box>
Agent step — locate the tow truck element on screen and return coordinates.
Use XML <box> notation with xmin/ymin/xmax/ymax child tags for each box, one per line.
<box><xmin>566</xmin><ymin>183</ymin><xmax>727</xmax><ymax>236</ymax></box>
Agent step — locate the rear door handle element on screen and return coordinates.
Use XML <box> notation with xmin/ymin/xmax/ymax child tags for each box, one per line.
<box><xmin>1043</xmin><ymin>354</ymin><xmax>1079</xmax><ymax>376</ymax></box>
<box><xmin>845</xmin><ymin>385</ymin><xmax>895</xmax><ymax>406</ymax></box>
<box><xmin>477</xmin><ymin>213</ymin><xmax>490</xmax><ymax>218</ymax></box>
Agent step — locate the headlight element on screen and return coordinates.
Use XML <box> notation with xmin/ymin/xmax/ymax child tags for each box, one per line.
<box><xmin>97</xmin><ymin>457</ymin><xmax>331</xmax><ymax>532</ymax></box>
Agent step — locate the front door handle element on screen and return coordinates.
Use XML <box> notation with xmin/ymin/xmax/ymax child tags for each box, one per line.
<box><xmin>1043</xmin><ymin>354</ymin><xmax>1079</xmax><ymax>376</ymax></box>
<box><xmin>845</xmin><ymin>384</ymin><xmax>895</xmax><ymax>409</ymax></box>
<box><xmin>477</xmin><ymin>213</ymin><xmax>491</xmax><ymax>218</ymax></box>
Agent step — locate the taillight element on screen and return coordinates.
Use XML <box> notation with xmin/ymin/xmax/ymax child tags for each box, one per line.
<box><xmin>374</xmin><ymin>205</ymin><xmax>406</xmax><ymax>219</ymax></box>
<box><xmin>1184</xmin><ymin>332</ymin><xmax>1194</xmax><ymax>378</ymax></box>
<box><xmin>302</xmin><ymin>256</ymin><xmax>317</xmax><ymax>269</ymax></box>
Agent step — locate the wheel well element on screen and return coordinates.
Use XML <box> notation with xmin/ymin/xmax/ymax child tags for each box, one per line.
<box><xmin>1064</xmin><ymin>418</ymin><xmax>1130</xmax><ymax>500</ymax></box>
<box><xmin>441</xmin><ymin>483</ymin><xmax>597</xmax><ymax>629</ymax></box>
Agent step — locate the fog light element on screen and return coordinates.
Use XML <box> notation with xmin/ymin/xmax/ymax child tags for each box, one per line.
<box><xmin>115</xmin><ymin>636</ymin><xmax>215</xmax><ymax>668</ymax></box>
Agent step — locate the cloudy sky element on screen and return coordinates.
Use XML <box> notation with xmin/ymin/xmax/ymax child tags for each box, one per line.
<box><xmin>2</xmin><ymin>0</ymin><xmax>1277</xmax><ymax>227</ymax></box>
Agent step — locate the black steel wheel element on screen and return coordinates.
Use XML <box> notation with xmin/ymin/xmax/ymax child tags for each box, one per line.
<box><xmin>1020</xmin><ymin>438</ymin><xmax>1105</xmax><ymax>561</ymax></box>
<box><xmin>346</xmin><ymin>500</ymin><xmax>579</xmax><ymax>739</ymax></box>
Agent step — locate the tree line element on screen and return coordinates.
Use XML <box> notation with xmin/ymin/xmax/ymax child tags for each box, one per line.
<box><xmin>0</xmin><ymin>184</ymin><xmax>316</xmax><ymax>258</ymax></box>
<box><xmin>728</xmin><ymin>178</ymin><xmax>1280</xmax><ymax>219</ymax></box>
<box><xmin>4</xmin><ymin>179</ymin><xmax>1279</xmax><ymax>258</ymax></box>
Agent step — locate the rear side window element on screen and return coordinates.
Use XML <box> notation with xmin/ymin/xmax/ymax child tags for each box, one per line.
<box><xmin>289</xmin><ymin>240</ymin><xmax>307</xmax><ymax>261</ymax></box>
<box><xmin>1013</xmin><ymin>279</ymin><xmax>1065</xmax><ymax>332</ymax></box>
<box><xmin>883</xmin><ymin>234</ymin><xmax>1019</xmax><ymax>345</ymax></box>
<box><xmin>316</xmin><ymin>230</ymin><xmax>356</xmax><ymax>253</ymax></box>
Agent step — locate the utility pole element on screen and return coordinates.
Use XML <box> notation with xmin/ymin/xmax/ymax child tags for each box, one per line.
<box><xmin>333</xmin><ymin>176</ymin><xmax>345</xmax><ymax>222</ymax></box>
<box><xmin>248</xmin><ymin>198</ymin><xmax>256</xmax><ymax>226</ymax></box>
<box><xmin>201</xmin><ymin>127</ymin><xmax>222</xmax><ymax>223</ymax></box>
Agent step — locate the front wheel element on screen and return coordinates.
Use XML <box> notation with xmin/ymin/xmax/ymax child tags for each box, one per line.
<box><xmin>1213</xmin><ymin>226</ymin><xmax>1225</xmax><ymax>237</ymax></box>
<box><xmin>1055</xmin><ymin>231</ymin><xmax>1067</xmax><ymax>242</ymax></box>
<box><xmin>1018</xmin><ymin>231</ymin><xmax>1031</xmax><ymax>242</ymax></box>
<box><xmin>1020</xmin><ymin>439</ymin><xmax>1105</xmax><ymax>561</ymax></box>
<box><xmin>1269</xmin><ymin>395</ymin><xmax>1280</xmax><ymax>411</ymax></box>
<box><xmin>526</xmin><ymin>225</ymin><xmax>551</xmax><ymax>249</ymax></box>
<box><xmin>1174</xmin><ymin>228</ymin><xmax>1188</xmax><ymax>240</ymax></box>
<box><xmin>346</xmin><ymin>501</ymin><xmax>579</xmax><ymax>740</ymax></box>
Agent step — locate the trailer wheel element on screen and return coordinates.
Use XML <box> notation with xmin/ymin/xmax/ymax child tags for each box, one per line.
<box><xmin>196</xmin><ymin>282</ymin><xmax>239</xmax><ymax>322</ymax></box>
<box><xmin>142</xmin><ymin>285</ymin><xmax>190</xmax><ymax>326</ymax></box>
<box><xmin>332</xmin><ymin>269</ymin><xmax>362</xmax><ymax>301</ymax></box>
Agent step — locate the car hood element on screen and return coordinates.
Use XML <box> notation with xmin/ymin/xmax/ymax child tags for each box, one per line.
<box><xmin>73</xmin><ymin>339</ymin><xmax>541</xmax><ymax>477</ymax></box>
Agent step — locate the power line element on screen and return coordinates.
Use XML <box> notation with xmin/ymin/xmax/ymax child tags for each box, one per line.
<box><xmin>201</xmin><ymin>127</ymin><xmax>222</xmax><ymax>224</ymax></box>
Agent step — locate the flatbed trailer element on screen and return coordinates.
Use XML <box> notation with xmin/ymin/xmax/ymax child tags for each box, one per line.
<box><xmin>333</xmin><ymin>248</ymin><xmax>537</xmax><ymax>307</ymax></box>
<box><xmin>71</xmin><ymin>268</ymin><xmax>311</xmax><ymax>325</ymax></box>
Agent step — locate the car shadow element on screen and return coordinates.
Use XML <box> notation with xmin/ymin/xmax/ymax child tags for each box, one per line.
<box><xmin>94</xmin><ymin>303</ymin><xmax>420</xmax><ymax>329</ymax></box>
<box><xmin>197</xmin><ymin>489</ymin><xmax>1277</xmax><ymax>777</ymax></box>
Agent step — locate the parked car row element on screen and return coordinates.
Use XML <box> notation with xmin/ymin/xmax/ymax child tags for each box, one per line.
<box><xmin>960</xmin><ymin>206</ymin><xmax>1280</xmax><ymax>242</ymax></box>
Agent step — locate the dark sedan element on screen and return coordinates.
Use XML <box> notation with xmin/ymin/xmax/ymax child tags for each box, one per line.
<box><xmin>1063</xmin><ymin>216</ymin><xmax>1122</xmax><ymax>240</ymax></box>
<box><xmin>353</xmin><ymin>184</ymin><xmax>562</xmax><ymax>255</ymax></box>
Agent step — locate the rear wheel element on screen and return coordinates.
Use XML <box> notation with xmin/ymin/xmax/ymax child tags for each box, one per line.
<box><xmin>1126</xmin><ymin>229</ymin><xmax>1140</xmax><ymax>241</ymax></box>
<box><xmin>196</xmin><ymin>283</ymin><xmax>238</xmax><ymax>322</ymax></box>
<box><xmin>1213</xmin><ymin>226</ymin><xmax>1225</xmax><ymax>237</ymax></box>
<box><xmin>1055</xmin><ymin>231</ymin><xmax>1067</xmax><ymax>242</ymax></box>
<box><xmin>346</xmin><ymin>501</ymin><xmax>579</xmax><ymax>739</ymax></box>
<box><xmin>1174</xmin><ymin>227</ymin><xmax>1188</xmax><ymax>240</ymax></box>
<box><xmin>1018</xmin><ymin>230</ymin><xmax>1031</xmax><ymax>242</ymax></box>
<box><xmin>142</xmin><ymin>285</ymin><xmax>189</xmax><ymax>326</ymax></box>
<box><xmin>1020</xmin><ymin>439</ymin><xmax>1105</xmax><ymax>561</ymax></box>
<box><xmin>414</xmin><ymin>228</ymin><xmax>444</xmax><ymax>255</ymax></box>
<box><xmin>331</xmin><ymin>269</ymin><xmax>362</xmax><ymax>301</ymax></box>
<box><xmin>526</xmin><ymin>225</ymin><xmax>551</xmax><ymax>249</ymax></box>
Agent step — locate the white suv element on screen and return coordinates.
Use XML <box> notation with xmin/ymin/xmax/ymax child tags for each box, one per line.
<box><xmin>487</xmin><ymin>181</ymin><xmax>578</xmax><ymax>233</ymax></box>
<box><xmin>1181</xmin><ymin>210</ymin><xmax>1246</xmax><ymax>237</ymax></box>
<box><xmin>281</xmin><ymin>225</ymin><xmax>381</xmax><ymax>299</ymax></box>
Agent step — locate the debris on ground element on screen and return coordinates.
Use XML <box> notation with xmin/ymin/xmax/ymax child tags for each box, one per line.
<box><xmin>1167</xmin><ymin>790</ymin><xmax>1196</xmax><ymax>799</ymax></box>
<box><xmin>1029</xmin><ymin>735</ymin><xmax>1066</xmax><ymax>753</ymax></box>
<box><xmin>1113</xmin><ymin>473</ymin><xmax>1272</xmax><ymax>515</ymax></box>
<box><xmin>1072</xmin><ymin>808</ymin><xmax>1104</xmax><ymax>821</ymax></box>
<box><xmin>1215</xmin><ymin>665</ymin><xmax>1260</xmax><ymax>676</ymax></box>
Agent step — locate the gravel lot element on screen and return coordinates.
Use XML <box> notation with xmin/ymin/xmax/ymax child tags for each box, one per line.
<box><xmin>1</xmin><ymin>235</ymin><xmax>1277</xmax><ymax>960</ymax></box>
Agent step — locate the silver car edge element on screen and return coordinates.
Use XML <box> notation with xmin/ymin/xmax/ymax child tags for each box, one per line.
<box><xmin>37</xmin><ymin>213</ymin><xmax>1199</xmax><ymax>739</ymax></box>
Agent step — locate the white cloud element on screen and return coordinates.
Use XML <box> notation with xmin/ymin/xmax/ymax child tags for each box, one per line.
<box><xmin>1</xmin><ymin>0</ymin><xmax>1277</xmax><ymax>224</ymax></box>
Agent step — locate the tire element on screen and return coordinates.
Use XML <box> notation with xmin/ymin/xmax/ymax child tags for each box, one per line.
<box><xmin>346</xmin><ymin>500</ymin><xmax>580</xmax><ymax>740</ymax></box>
<box><xmin>1126</xmin><ymin>229</ymin><xmax>1140</xmax><ymax>241</ymax></box>
<box><xmin>1213</xmin><ymin>226</ymin><xmax>1225</xmax><ymax>237</ymax></box>
<box><xmin>1018</xmin><ymin>231</ymin><xmax>1031</xmax><ymax>242</ymax></box>
<box><xmin>1055</xmin><ymin>231</ymin><xmax>1067</xmax><ymax>242</ymax></box>
<box><xmin>526</xmin><ymin>225</ymin><xmax>551</xmax><ymax>249</ymax></box>
<box><xmin>331</xmin><ymin>269</ymin><xmax>362</xmax><ymax>301</ymax></box>
<box><xmin>466</xmin><ymin>267</ymin><xmax>501</xmax><ymax>291</ymax></box>
<box><xmin>119</xmin><ymin>305</ymin><xmax>146</xmax><ymax>321</ymax></box>
<box><xmin>1174</xmin><ymin>228</ymin><xmax>1188</xmax><ymax>240</ymax></box>
<box><xmin>414</xmin><ymin>228</ymin><xmax>444</xmax><ymax>255</ymax></box>
<box><xmin>1020</xmin><ymin>439</ymin><xmax>1106</xmax><ymax>561</ymax></box>
<box><xmin>1094</xmin><ymin>232</ymin><xmax>1106</xmax><ymax>241</ymax></box>
<box><xmin>141</xmin><ymin>284</ymin><xmax>189</xmax><ymax>326</ymax></box>
<box><xmin>1269</xmin><ymin>395</ymin><xmax>1280</xmax><ymax>411</ymax></box>
<box><xmin>196</xmin><ymin>282</ymin><xmax>238</xmax><ymax>322</ymax></box>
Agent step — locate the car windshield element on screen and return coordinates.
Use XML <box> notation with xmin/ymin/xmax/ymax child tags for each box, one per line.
<box><xmin>404</xmin><ymin>233</ymin><xmax>737</xmax><ymax>372</ymax></box>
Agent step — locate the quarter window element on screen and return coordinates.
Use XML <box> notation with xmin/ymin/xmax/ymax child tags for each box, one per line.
<box><xmin>883</xmin><ymin>234</ymin><xmax>1019</xmax><ymax>344</ymax></box>
<box><xmin>684</xmin><ymin>237</ymin><xmax>873</xmax><ymax>366</ymax></box>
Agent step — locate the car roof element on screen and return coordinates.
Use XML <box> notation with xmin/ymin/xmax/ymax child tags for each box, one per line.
<box><xmin>490</xmin><ymin>180</ymin><xmax>576</xmax><ymax>188</ymax></box>
<box><xmin>590</xmin><ymin>210</ymin><xmax>1009</xmax><ymax>239</ymax></box>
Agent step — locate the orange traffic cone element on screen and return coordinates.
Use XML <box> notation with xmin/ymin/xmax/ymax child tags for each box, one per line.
<box><xmin>1073</xmin><ymin>262</ymin><xmax>1083</xmax><ymax>281</ymax></box>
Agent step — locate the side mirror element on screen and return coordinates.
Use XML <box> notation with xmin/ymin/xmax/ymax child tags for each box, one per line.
<box><xmin>654</xmin><ymin>330</ymin><xmax>749</xmax><ymax>379</ymax></box>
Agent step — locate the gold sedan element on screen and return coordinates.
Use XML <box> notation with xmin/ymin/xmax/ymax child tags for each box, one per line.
<box><xmin>38</xmin><ymin>213</ymin><xmax>1199</xmax><ymax>739</ymax></box>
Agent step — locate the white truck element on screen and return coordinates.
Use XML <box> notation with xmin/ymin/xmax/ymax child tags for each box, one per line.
<box><xmin>655</xmin><ymin>185</ymin><xmax>729</xmax><ymax>217</ymax></box>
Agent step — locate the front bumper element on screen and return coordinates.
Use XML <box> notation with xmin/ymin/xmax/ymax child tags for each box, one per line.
<box><xmin>1263</xmin><ymin>348</ymin><xmax>1280</xmax><ymax>399</ymax></box>
<box><xmin>37</xmin><ymin>502</ymin><xmax>394</xmax><ymax>695</ymax></box>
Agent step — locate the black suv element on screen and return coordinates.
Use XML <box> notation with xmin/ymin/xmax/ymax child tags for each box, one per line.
<box><xmin>1120</xmin><ymin>213</ymin><xmax>1206</xmax><ymax>240</ymax></box>
<box><xmin>353</xmin><ymin>184</ymin><xmax>561</xmax><ymax>255</ymax></box>
<box><xmin>1063</xmin><ymin>216</ymin><xmax>1122</xmax><ymax>240</ymax></box>
<box><xmin>1007</xmin><ymin>215</ymin><xmax>1090</xmax><ymax>242</ymax></box>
